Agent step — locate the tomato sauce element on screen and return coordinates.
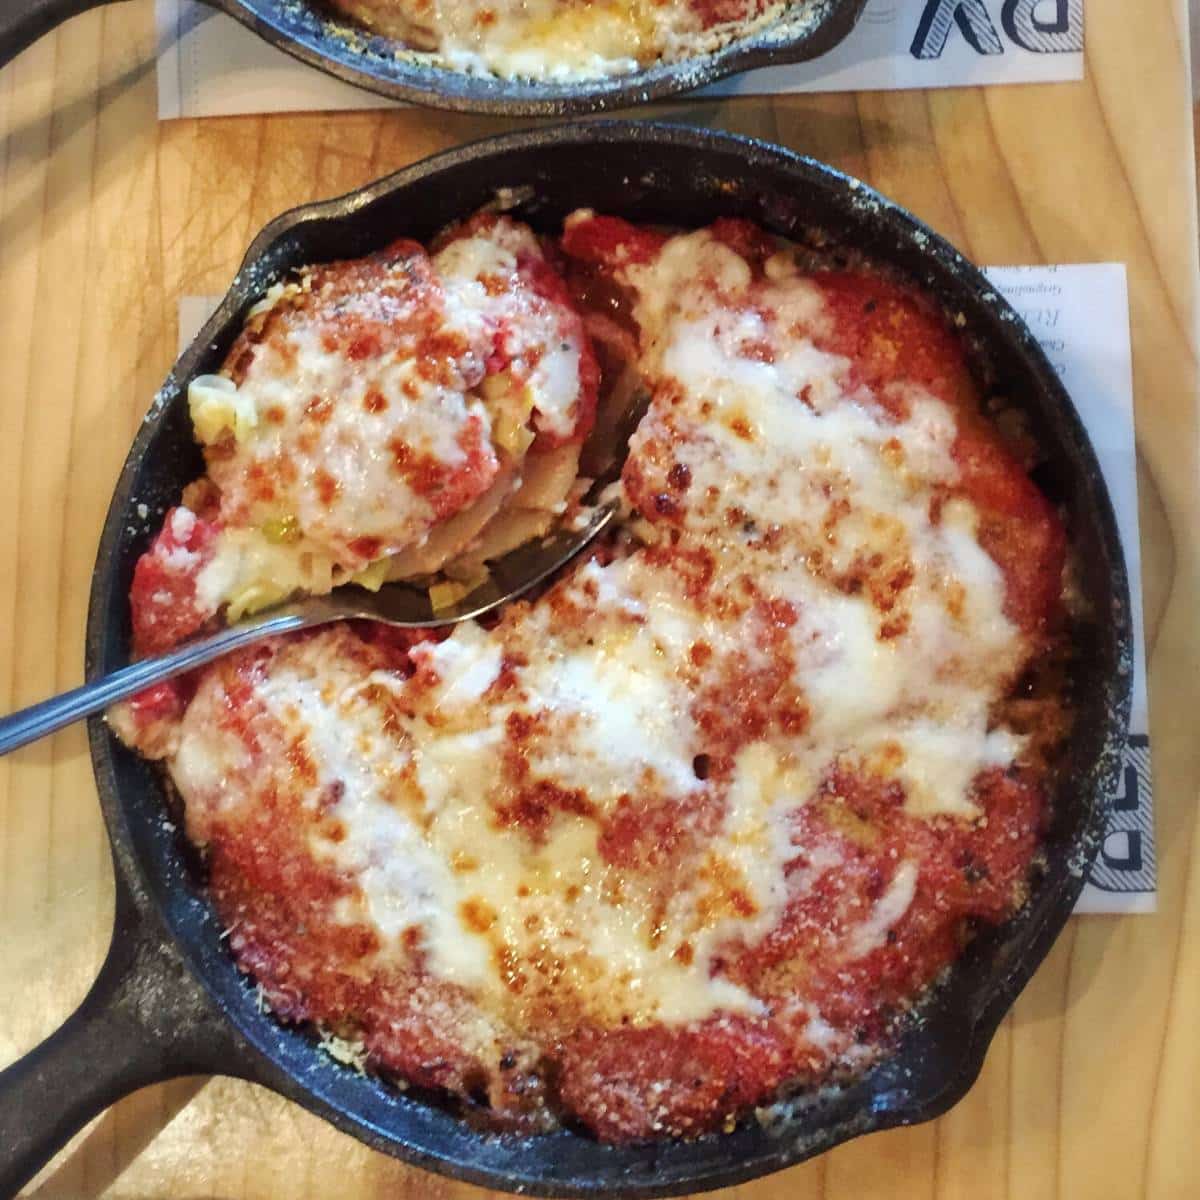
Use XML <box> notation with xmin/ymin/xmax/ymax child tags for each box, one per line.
<box><xmin>811</xmin><ymin>270</ymin><xmax>1066</xmax><ymax>635</ymax></box>
<box><xmin>129</xmin><ymin>507</ymin><xmax>220</xmax><ymax>656</ymax></box>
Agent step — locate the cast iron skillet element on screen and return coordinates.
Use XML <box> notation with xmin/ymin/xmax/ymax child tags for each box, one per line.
<box><xmin>0</xmin><ymin>122</ymin><xmax>1132</xmax><ymax>1199</ymax></box>
<box><xmin>0</xmin><ymin>0</ymin><xmax>867</xmax><ymax>115</ymax></box>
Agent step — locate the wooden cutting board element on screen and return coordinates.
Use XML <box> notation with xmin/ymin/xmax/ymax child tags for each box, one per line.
<box><xmin>1</xmin><ymin>0</ymin><xmax>1197</xmax><ymax>1196</ymax></box>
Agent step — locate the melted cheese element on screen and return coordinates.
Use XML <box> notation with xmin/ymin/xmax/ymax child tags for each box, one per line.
<box><xmin>194</xmin><ymin>527</ymin><xmax>339</xmax><ymax>619</ymax></box>
<box><xmin>405</xmin><ymin>591</ymin><xmax>768</xmax><ymax>1021</ymax></box>
<box><xmin>626</xmin><ymin>232</ymin><xmax>1026</xmax><ymax>821</ymax></box>
<box><xmin>174</xmin><ymin>625</ymin><xmax>763</xmax><ymax>1040</ymax></box>
<box><xmin>188</xmin><ymin>219</ymin><xmax>588</xmax><ymax>618</ymax></box>
<box><xmin>845</xmin><ymin>861</ymin><xmax>919</xmax><ymax>959</ymax></box>
<box><xmin>434</xmin><ymin>220</ymin><xmax>586</xmax><ymax>442</ymax></box>
<box><xmin>160</xmin><ymin>223</ymin><xmax>1038</xmax><ymax>1045</ymax></box>
<box><xmin>333</xmin><ymin>0</ymin><xmax>795</xmax><ymax>83</ymax></box>
<box><xmin>212</xmin><ymin>317</ymin><xmax>485</xmax><ymax>550</ymax></box>
<box><xmin>438</xmin><ymin>1</ymin><xmax>649</xmax><ymax>81</ymax></box>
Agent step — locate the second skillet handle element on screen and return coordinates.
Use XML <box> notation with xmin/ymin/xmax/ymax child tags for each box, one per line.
<box><xmin>0</xmin><ymin>0</ymin><xmax>124</xmax><ymax>68</ymax></box>
<box><xmin>0</xmin><ymin>864</ymin><xmax>238</xmax><ymax>1198</ymax></box>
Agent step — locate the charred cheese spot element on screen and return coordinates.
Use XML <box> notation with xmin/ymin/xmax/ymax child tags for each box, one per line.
<box><xmin>461</xmin><ymin>897</ymin><xmax>498</xmax><ymax>933</ymax></box>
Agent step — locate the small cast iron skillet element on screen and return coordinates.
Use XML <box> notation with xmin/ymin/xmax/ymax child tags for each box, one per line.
<box><xmin>0</xmin><ymin>0</ymin><xmax>866</xmax><ymax>115</ymax></box>
<box><xmin>0</xmin><ymin>122</ymin><xmax>1132</xmax><ymax>1199</ymax></box>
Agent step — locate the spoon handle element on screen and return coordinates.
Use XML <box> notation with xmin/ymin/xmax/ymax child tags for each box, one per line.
<box><xmin>0</xmin><ymin>609</ymin><xmax>311</xmax><ymax>756</ymax></box>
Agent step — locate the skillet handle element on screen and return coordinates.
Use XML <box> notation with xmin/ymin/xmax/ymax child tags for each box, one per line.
<box><xmin>0</xmin><ymin>862</ymin><xmax>236</xmax><ymax>1197</ymax></box>
<box><xmin>0</xmin><ymin>0</ymin><xmax>124</xmax><ymax>69</ymax></box>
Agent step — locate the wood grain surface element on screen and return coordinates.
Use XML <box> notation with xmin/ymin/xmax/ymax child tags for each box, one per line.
<box><xmin>1</xmin><ymin>0</ymin><xmax>1198</xmax><ymax>1196</ymax></box>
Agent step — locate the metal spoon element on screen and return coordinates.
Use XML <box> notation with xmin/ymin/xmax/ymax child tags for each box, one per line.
<box><xmin>0</xmin><ymin>501</ymin><xmax>618</xmax><ymax>756</ymax></box>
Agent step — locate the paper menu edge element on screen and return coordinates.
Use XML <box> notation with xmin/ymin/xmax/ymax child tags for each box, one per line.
<box><xmin>1076</xmin><ymin>888</ymin><xmax>1156</xmax><ymax>915</ymax></box>
<box><xmin>986</xmin><ymin>263</ymin><xmax>1154</xmax><ymax>915</ymax></box>
<box><xmin>984</xmin><ymin>262</ymin><xmax>1150</xmax><ymax>731</ymax></box>
<box><xmin>156</xmin><ymin>0</ymin><xmax>183</xmax><ymax>121</ymax></box>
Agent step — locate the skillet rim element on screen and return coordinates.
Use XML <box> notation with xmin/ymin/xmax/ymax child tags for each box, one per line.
<box><xmin>85</xmin><ymin>120</ymin><xmax>1133</xmax><ymax>1197</ymax></box>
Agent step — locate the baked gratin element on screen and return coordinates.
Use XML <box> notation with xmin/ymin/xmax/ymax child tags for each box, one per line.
<box><xmin>324</xmin><ymin>0</ymin><xmax>807</xmax><ymax>82</ymax></box>
<box><xmin>112</xmin><ymin>210</ymin><xmax>1071</xmax><ymax>1142</ymax></box>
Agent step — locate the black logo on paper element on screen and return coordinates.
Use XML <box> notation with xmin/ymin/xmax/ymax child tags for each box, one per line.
<box><xmin>911</xmin><ymin>0</ymin><xmax>1083</xmax><ymax>59</ymax></box>
<box><xmin>1088</xmin><ymin>735</ymin><xmax>1156</xmax><ymax>894</ymax></box>
<box><xmin>1002</xmin><ymin>0</ymin><xmax>1083</xmax><ymax>52</ymax></box>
